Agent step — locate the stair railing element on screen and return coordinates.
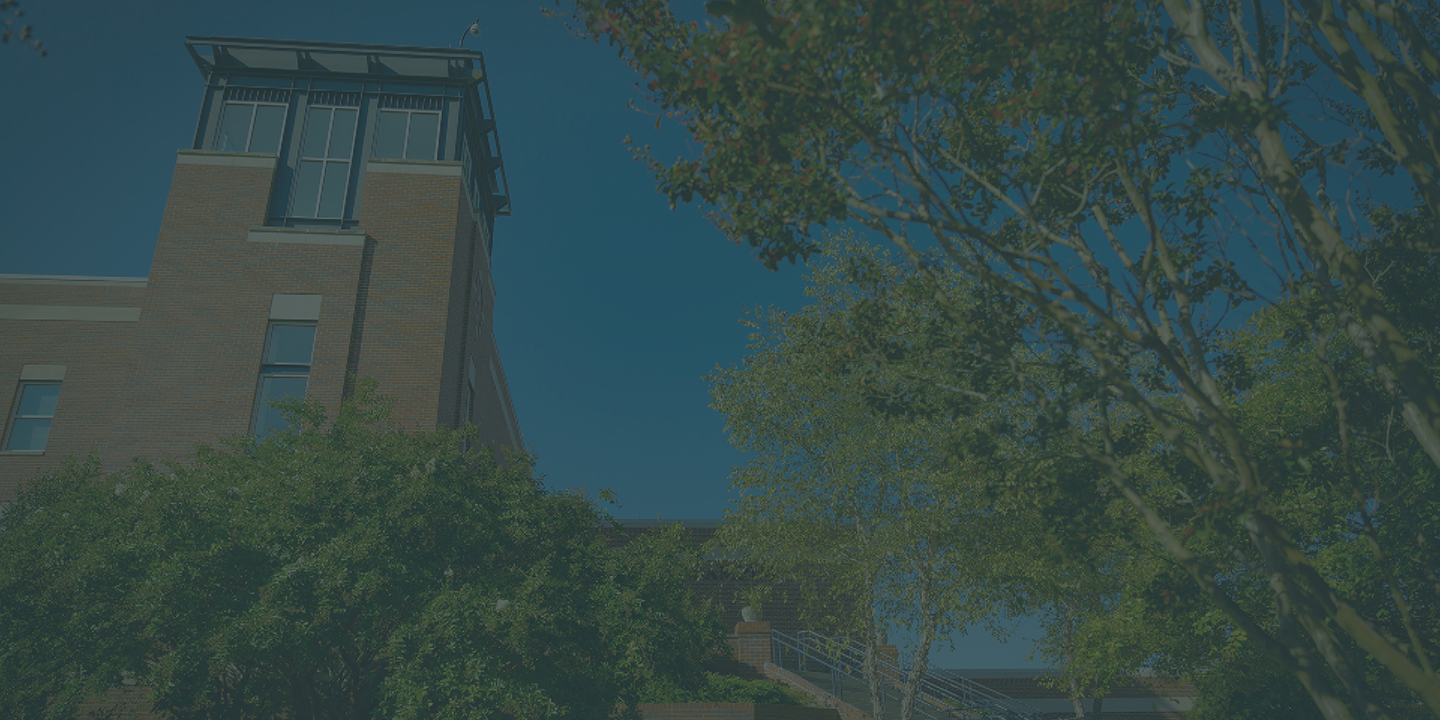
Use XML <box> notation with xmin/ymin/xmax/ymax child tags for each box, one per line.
<box><xmin>769</xmin><ymin>628</ymin><xmax>1057</xmax><ymax>720</ymax></box>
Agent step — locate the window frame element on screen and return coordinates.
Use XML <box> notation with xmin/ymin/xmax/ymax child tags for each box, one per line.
<box><xmin>373</xmin><ymin>108</ymin><xmax>442</xmax><ymax>161</ymax></box>
<box><xmin>291</xmin><ymin>105</ymin><xmax>358</xmax><ymax>219</ymax></box>
<box><xmin>465</xmin><ymin>377</ymin><xmax>475</xmax><ymax>425</ymax></box>
<box><xmin>250</xmin><ymin>322</ymin><xmax>317</xmax><ymax>438</ymax></box>
<box><xmin>217</xmin><ymin>101</ymin><xmax>288</xmax><ymax>153</ymax></box>
<box><xmin>3</xmin><ymin>381</ymin><xmax>61</xmax><ymax>452</ymax></box>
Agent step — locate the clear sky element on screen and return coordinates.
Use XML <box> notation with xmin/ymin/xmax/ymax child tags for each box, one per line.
<box><xmin>0</xmin><ymin>0</ymin><xmax>1042</xmax><ymax>668</ymax></box>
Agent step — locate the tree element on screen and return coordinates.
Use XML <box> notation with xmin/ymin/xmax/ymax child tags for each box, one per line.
<box><xmin>709</xmin><ymin>233</ymin><xmax>1121</xmax><ymax>719</ymax></box>
<box><xmin>557</xmin><ymin>1</ymin><xmax>1440</xmax><ymax>717</ymax></box>
<box><xmin>640</xmin><ymin>672</ymin><xmax>815</xmax><ymax>706</ymax></box>
<box><xmin>0</xmin><ymin>380</ymin><xmax>724</xmax><ymax>720</ymax></box>
<box><xmin>1</xmin><ymin>1</ymin><xmax>44</xmax><ymax>56</ymax></box>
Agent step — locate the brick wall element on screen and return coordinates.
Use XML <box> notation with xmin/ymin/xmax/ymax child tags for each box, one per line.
<box><xmin>1</xmin><ymin>153</ymin><xmax>524</xmax><ymax>500</ymax></box>
<box><xmin>352</xmin><ymin>164</ymin><xmax>461</xmax><ymax>431</ymax></box>
<box><xmin>73</xmin><ymin>685</ymin><xmax>163</xmax><ymax>720</ymax></box>
<box><xmin>637</xmin><ymin>703</ymin><xmax>840</xmax><ymax>720</ymax></box>
<box><xmin>106</xmin><ymin>154</ymin><xmax>364</xmax><ymax>471</ymax></box>
<box><xmin>0</xmin><ymin>279</ymin><xmax>147</xmax><ymax>499</ymax></box>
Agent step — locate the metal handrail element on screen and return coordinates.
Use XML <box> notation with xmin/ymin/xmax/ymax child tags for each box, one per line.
<box><xmin>769</xmin><ymin>629</ymin><xmax>1057</xmax><ymax>720</ymax></box>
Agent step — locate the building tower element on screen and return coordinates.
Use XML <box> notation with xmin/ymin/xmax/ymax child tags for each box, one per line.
<box><xmin>0</xmin><ymin>37</ymin><xmax>521</xmax><ymax>501</ymax></box>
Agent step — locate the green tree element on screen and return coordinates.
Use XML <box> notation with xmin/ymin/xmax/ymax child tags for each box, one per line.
<box><xmin>0</xmin><ymin>380</ymin><xmax>724</xmax><ymax>720</ymax></box>
<box><xmin>640</xmin><ymin>672</ymin><xmax>815</xmax><ymax>706</ymax></box>
<box><xmin>709</xmin><ymin>233</ymin><xmax>1122</xmax><ymax>719</ymax></box>
<box><xmin>557</xmin><ymin>1</ymin><xmax>1440</xmax><ymax>716</ymax></box>
<box><xmin>1</xmin><ymin>1</ymin><xmax>44</xmax><ymax>55</ymax></box>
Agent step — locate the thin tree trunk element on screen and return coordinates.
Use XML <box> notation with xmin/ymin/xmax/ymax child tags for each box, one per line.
<box><xmin>899</xmin><ymin>564</ymin><xmax>939</xmax><ymax>720</ymax></box>
<box><xmin>857</xmin><ymin>517</ymin><xmax>885</xmax><ymax>720</ymax></box>
<box><xmin>865</xmin><ymin>592</ymin><xmax>885</xmax><ymax>720</ymax></box>
<box><xmin>1063</xmin><ymin>603</ymin><xmax>1086</xmax><ymax>718</ymax></box>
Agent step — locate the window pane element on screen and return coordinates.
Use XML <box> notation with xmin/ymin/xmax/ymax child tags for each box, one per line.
<box><xmin>328</xmin><ymin>108</ymin><xmax>356</xmax><ymax>159</ymax></box>
<box><xmin>250</xmin><ymin>105</ymin><xmax>285</xmax><ymax>154</ymax></box>
<box><xmin>292</xmin><ymin>160</ymin><xmax>324</xmax><ymax>217</ymax></box>
<box><xmin>301</xmin><ymin>107</ymin><xmax>332</xmax><ymax>158</ymax></box>
<box><xmin>255</xmin><ymin>375</ymin><xmax>309</xmax><ymax>437</ymax></box>
<box><xmin>317</xmin><ymin>162</ymin><xmax>349</xmax><ymax>218</ymax></box>
<box><xmin>265</xmin><ymin>324</ymin><xmax>316</xmax><ymax>365</ymax></box>
<box><xmin>374</xmin><ymin>110</ymin><xmax>407</xmax><ymax>159</ymax></box>
<box><xmin>5</xmin><ymin>418</ymin><xmax>51</xmax><ymax>451</ymax></box>
<box><xmin>406</xmin><ymin>113</ymin><xmax>439</xmax><ymax>160</ymax></box>
<box><xmin>218</xmin><ymin>103</ymin><xmax>254</xmax><ymax>152</ymax></box>
<box><xmin>16</xmin><ymin>384</ymin><xmax>60</xmax><ymax>417</ymax></box>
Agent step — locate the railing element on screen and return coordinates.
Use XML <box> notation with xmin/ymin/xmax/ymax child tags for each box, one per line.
<box><xmin>769</xmin><ymin>629</ymin><xmax>1057</xmax><ymax>720</ymax></box>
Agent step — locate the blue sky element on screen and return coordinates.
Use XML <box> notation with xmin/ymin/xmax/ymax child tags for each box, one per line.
<box><xmin>0</xmin><ymin>0</ymin><xmax>1042</xmax><ymax>667</ymax></box>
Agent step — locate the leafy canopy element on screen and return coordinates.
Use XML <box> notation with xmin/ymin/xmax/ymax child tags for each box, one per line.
<box><xmin>0</xmin><ymin>380</ymin><xmax>725</xmax><ymax>720</ymax></box>
<box><xmin>558</xmin><ymin>1</ymin><xmax>1440</xmax><ymax>717</ymax></box>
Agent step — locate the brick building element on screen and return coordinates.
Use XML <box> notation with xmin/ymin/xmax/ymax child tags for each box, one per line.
<box><xmin>0</xmin><ymin>36</ymin><xmax>1201</xmax><ymax>720</ymax></box>
<box><xmin>0</xmin><ymin>37</ymin><xmax>521</xmax><ymax>501</ymax></box>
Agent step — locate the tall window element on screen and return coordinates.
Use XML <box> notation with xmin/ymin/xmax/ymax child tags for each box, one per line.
<box><xmin>293</xmin><ymin>106</ymin><xmax>357</xmax><ymax>218</ymax></box>
<box><xmin>373</xmin><ymin>109</ymin><xmax>440</xmax><ymax>161</ymax></box>
<box><xmin>252</xmin><ymin>323</ymin><xmax>316</xmax><ymax>438</ymax></box>
<box><xmin>4</xmin><ymin>382</ymin><xmax>60</xmax><ymax>451</ymax></box>
<box><xmin>218</xmin><ymin>102</ymin><xmax>286</xmax><ymax>153</ymax></box>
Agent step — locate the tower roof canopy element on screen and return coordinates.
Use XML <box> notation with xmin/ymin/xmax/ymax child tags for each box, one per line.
<box><xmin>185</xmin><ymin>36</ymin><xmax>488</xmax><ymax>82</ymax></box>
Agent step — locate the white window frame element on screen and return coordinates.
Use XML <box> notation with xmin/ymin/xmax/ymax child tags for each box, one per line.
<box><xmin>374</xmin><ymin>108</ymin><xmax>442</xmax><ymax>161</ymax></box>
<box><xmin>293</xmin><ymin>105</ymin><xmax>358</xmax><ymax>219</ymax></box>
<box><xmin>3</xmin><ymin>381</ymin><xmax>61</xmax><ymax>452</ymax></box>
<box><xmin>217</xmin><ymin>101</ymin><xmax>287</xmax><ymax>153</ymax></box>
<box><xmin>251</xmin><ymin>322</ymin><xmax>317</xmax><ymax>437</ymax></box>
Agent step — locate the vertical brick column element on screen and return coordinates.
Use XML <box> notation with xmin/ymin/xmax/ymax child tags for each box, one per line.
<box><xmin>876</xmin><ymin>644</ymin><xmax>900</xmax><ymax>685</ymax></box>
<box><xmin>731</xmin><ymin>621</ymin><xmax>773</xmax><ymax>676</ymax></box>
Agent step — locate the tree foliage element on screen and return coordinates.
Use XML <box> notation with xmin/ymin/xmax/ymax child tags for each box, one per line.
<box><xmin>559</xmin><ymin>1</ymin><xmax>1440</xmax><ymax>717</ymax></box>
<box><xmin>0</xmin><ymin>381</ymin><xmax>724</xmax><ymax>720</ymax></box>
<box><xmin>709</xmin><ymin>233</ymin><xmax>1154</xmax><ymax>717</ymax></box>
<box><xmin>640</xmin><ymin>672</ymin><xmax>815</xmax><ymax>706</ymax></box>
<box><xmin>1</xmin><ymin>0</ymin><xmax>44</xmax><ymax>56</ymax></box>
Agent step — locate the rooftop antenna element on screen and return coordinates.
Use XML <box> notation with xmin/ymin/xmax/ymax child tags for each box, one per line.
<box><xmin>459</xmin><ymin>19</ymin><xmax>481</xmax><ymax>49</ymax></box>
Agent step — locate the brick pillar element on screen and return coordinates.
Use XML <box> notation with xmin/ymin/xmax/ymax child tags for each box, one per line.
<box><xmin>730</xmin><ymin>621</ymin><xmax>773</xmax><ymax>676</ymax></box>
<box><xmin>877</xmin><ymin>644</ymin><xmax>901</xmax><ymax>685</ymax></box>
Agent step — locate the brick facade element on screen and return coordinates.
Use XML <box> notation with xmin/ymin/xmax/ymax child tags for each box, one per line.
<box><xmin>0</xmin><ymin>49</ymin><xmax>522</xmax><ymax>500</ymax></box>
<box><xmin>637</xmin><ymin>703</ymin><xmax>840</xmax><ymax>720</ymax></box>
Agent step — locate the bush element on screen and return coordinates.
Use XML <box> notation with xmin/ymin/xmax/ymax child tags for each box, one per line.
<box><xmin>642</xmin><ymin>672</ymin><xmax>814</xmax><ymax>706</ymax></box>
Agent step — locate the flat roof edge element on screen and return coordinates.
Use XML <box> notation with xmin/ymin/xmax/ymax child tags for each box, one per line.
<box><xmin>185</xmin><ymin>36</ymin><xmax>484</xmax><ymax>61</ymax></box>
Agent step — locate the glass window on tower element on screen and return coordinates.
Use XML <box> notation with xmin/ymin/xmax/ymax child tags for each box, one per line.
<box><xmin>373</xmin><ymin>109</ymin><xmax>441</xmax><ymax>161</ymax></box>
<box><xmin>217</xmin><ymin>102</ymin><xmax>286</xmax><ymax>154</ymax></box>
<box><xmin>292</xmin><ymin>106</ymin><xmax>357</xmax><ymax>218</ymax></box>
<box><xmin>4</xmin><ymin>382</ymin><xmax>61</xmax><ymax>451</ymax></box>
<box><xmin>252</xmin><ymin>322</ymin><xmax>317</xmax><ymax>438</ymax></box>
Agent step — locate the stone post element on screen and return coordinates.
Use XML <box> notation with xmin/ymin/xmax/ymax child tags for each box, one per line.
<box><xmin>730</xmin><ymin>620</ymin><xmax>773</xmax><ymax>677</ymax></box>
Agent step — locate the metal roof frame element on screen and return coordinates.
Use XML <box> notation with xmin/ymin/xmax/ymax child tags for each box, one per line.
<box><xmin>185</xmin><ymin>36</ymin><xmax>510</xmax><ymax>217</ymax></box>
